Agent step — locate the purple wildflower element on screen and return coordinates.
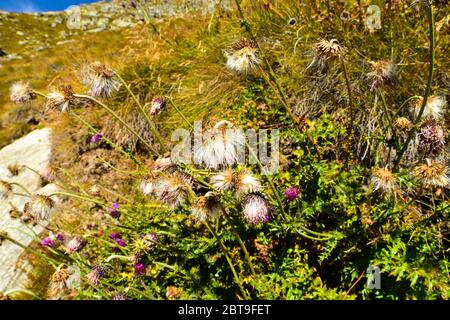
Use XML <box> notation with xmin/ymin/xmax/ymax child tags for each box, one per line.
<box><xmin>109</xmin><ymin>232</ymin><xmax>122</xmax><ymax>240</ymax></box>
<box><xmin>134</xmin><ymin>263</ymin><xmax>146</xmax><ymax>276</ymax></box>
<box><xmin>40</xmin><ymin>236</ymin><xmax>56</xmax><ymax>248</ymax></box>
<box><xmin>107</xmin><ymin>203</ymin><xmax>121</xmax><ymax>218</ymax></box>
<box><xmin>90</xmin><ymin>132</ymin><xmax>103</xmax><ymax>143</ymax></box>
<box><xmin>115</xmin><ymin>238</ymin><xmax>127</xmax><ymax>247</ymax></box>
<box><xmin>285</xmin><ymin>186</ymin><xmax>300</xmax><ymax>202</ymax></box>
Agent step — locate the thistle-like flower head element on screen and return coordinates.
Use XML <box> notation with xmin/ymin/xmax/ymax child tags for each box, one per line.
<box><xmin>87</xmin><ymin>264</ymin><xmax>106</xmax><ymax>286</ymax></box>
<box><xmin>10</xmin><ymin>81</ymin><xmax>36</xmax><ymax>104</ymax></box>
<box><xmin>413</xmin><ymin>95</ymin><xmax>446</xmax><ymax>120</ymax></box>
<box><xmin>39</xmin><ymin>166</ymin><xmax>57</xmax><ymax>185</ymax></box>
<box><xmin>46</xmin><ymin>85</ymin><xmax>75</xmax><ymax>112</ymax></box>
<box><xmin>307</xmin><ymin>39</ymin><xmax>346</xmax><ymax>72</ymax></box>
<box><xmin>226</xmin><ymin>38</ymin><xmax>260</xmax><ymax>75</ymax></box>
<box><xmin>156</xmin><ymin>172</ymin><xmax>193</xmax><ymax>209</ymax></box>
<box><xmin>367</xmin><ymin>60</ymin><xmax>398</xmax><ymax>91</ymax></box>
<box><xmin>418</xmin><ymin>119</ymin><xmax>445</xmax><ymax>155</ymax></box>
<box><xmin>210</xmin><ymin>168</ymin><xmax>235</xmax><ymax>191</ymax></box>
<box><xmin>394</xmin><ymin>117</ymin><xmax>413</xmax><ymax>132</ymax></box>
<box><xmin>81</xmin><ymin>61</ymin><xmax>119</xmax><ymax>98</ymax></box>
<box><xmin>7</xmin><ymin>164</ymin><xmax>22</xmax><ymax>176</ymax></box>
<box><xmin>234</xmin><ymin>168</ymin><xmax>261</xmax><ymax>197</ymax></box>
<box><xmin>0</xmin><ymin>181</ymin><xmax>13</xmax><ymax>200</ymax></box>
<box><xmin>242</xmin><ymin>193</ymin><xmax>272</xmax><ymax>225</ymax></box>
<box><xmin>140</xmin><ymin>171</ymin><xmax>158</xmax><ymax>196</ymax></box>
<box><xmin>191</xmin><ymin>192</ymin><xmax>221</xmax><ymax>222</ymax></box>
<box><xmin>24</xmin><ymin>195</ymin><xmax>55</xmax><ymax>221</ymax></box>
<box><xmin>194</xmin><ymin>120</ymin><xmax>245</xmax><ymax>169</ymax></box>
<box><xmin>65</xmin><ymin>236</ymin><xmax>87</xmax><ymax>254</ymax></box>
<box><xmin>370</xmin><ymin>167</ymin><xmax>398</xmax><ymax>195</ymax></box>
<box><xmin>413</xmin><ymin>161</ymin><xmax>449</xmax><ymax>188</ymax></box>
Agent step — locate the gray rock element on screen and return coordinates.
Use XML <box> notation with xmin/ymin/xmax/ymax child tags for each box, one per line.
<box><xmin>0</xmin><ymin>128</ymin><xmax>59</xmax><ymax>293</ymax></box>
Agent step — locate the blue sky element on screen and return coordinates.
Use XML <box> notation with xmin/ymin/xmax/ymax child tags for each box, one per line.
<box><xmin>0</xmin><ymin>0</ymin><xmax>102</xmax><ymax>12</ymax></box>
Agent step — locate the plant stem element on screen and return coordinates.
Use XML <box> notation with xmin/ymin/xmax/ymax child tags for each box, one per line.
<box><xmin>245</xmin><ymin>140</ymin><xmax>288</xmax><ymax>220</ymax></box>
<box><xmin>3</xmin><ymin>235</ymin><xmax>59</xmax><ymax>266</ymax></box>
<box><xmin>204</xmin><ymin>220</ymin><xmax>249</xmax><ymax>299</ymax></box>
<box><xmin>340</xmin><ymin>57</ymin><xmax>355</xmax><ymax>146</ymax></box>
<box><xmin>220</xmin><ymin>205</ymin><xmax>256</xmax><ymax>276</ymax></box>
<box><xmin>74</xmin><ymin>94</ymin><xmax>159</xmax><ymax>156</ymax></box>
<box><xmin>47</xmin><ymin>191</ymin><xmax>104</xmax><ymax>206</ymax></box>
<box><xmin>10</xmin><ymin>182</ymin><xmax>33</xmax><ymax>196</ymax></box>
<box><xmin>114</xmin><ymin>72</ymin><xmax>166</xmax><ymax>153</ymax></box>
<box><xmin>166</xmin><ymin>97</ymin><xmax>194</xmax><ymax>130</ymax></box>
<box><xmin>393</xmin><ymin>3</ymin><xmax>435</xmax><ymax>171</ymax></box>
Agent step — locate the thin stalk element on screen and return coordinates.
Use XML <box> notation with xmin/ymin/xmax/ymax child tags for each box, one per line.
<box><xmin>392</xmin><ymin>96</ymin><xmax>422</xmax><ymax>119</ymax></box>
<box><xmin>293</xmin><ymin>227</ymin><xmax>332</xmax><ymax>241</ymax></box>
<box><xmin>70</xmin><ymin>110</ymin><xmax>143</xmax><ymax>166</ymax></box>
<box><xmin>245</xmin><ymin>140</ymin><xmax>288</xmax><ymax>220</ymax></box>
<box><xmin>393</xmin><ymin>3</ymin><xmax>435</xmax><ymax>171</ymax></box>
<box><xmin>32</xmin><ymin>90</ymin><xmax>46</xmax><ymax>98</ymax></box>
<box><xmin>114</xmin><ymin>73</ymin><xmax>166</xmax><ymax>153</ymax></box>
<box><xmin>74</xmin><ymin>94</ymin><xmax>159</xmax><ymax>155</ymax></box>
<box><xmin>3</xmin><ymin>235</ymin><xmax>59</xmax><ymax>266</ymax></box>
<box><xmin>166</xmin><ymin>97</ymin><xmax>194</xmax><ymax>130</ymax></box>
<box><xmin>340</xmin><ymin>57</ymin><xmax>355</xmax><ymax>143</ymax></box>
<box><xmin>21</xmin><ymin>164</ymin><xmax>41</xmax><ymax>177</ymax></box>
<box><xmin>10</xmin><ymin>182</ymin><xmax>33</xmax><ymax>196</ymax></box>
<box><xmin>204</xmin><ymin>220</ymin><xmax>250</xmax><ymax>299</ymax></box>
<box><xmin>4</xmin><ymin>288</ymin><xmax>42</xmax><ymax>300</ymax></box>
<box><xmin>220</xmin><ymin>205</ymin><xmax>256</xmax><ymax>276</ymax></box>
<box><xmin>379</xmin><ymin>92</ymin><xmax>397</xmax><ymax>141</ymax></box>
<box><xmin>47</xmin><ymin>191</ymin><xmax>104</xmax><ymax>206</ymax></box>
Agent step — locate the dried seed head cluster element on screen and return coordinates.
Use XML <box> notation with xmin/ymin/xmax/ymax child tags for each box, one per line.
<box><xmin>50</xmin><ymin>267</ymin><xmax>71</xmax><ymax>290</ymax></box>
<box><xmin>367</xmin><ymin>60</ymin><xmax>398</xmax><ymax>91</ymax></box>
<box><xmin>7</xmin><ymin>164</ymin><xmax>21</xmax><ymax>176</ymax></box>
<box><xmin>0</xmin><ymin>181</ymin><xmax>13</xmax><ymax>200</ymax></box>
<box><xmin>39</xmin><ymin>166</ymin><xmax>57</xmax><ymax>185</ymax></box>
<box><xmin>24</xmin><ymin>195</ymin><xmax>54</xmax><ymax>221</ymax></box>
<box><xmin>226</xmin><ymin>38</ymin><xmax>261</xmax><ymax>75</ymax></box>
<box><xmin>418</xmin><ymin>119</ymin><xmax>445</xmax><ymax>155</ymax></box>
<box><xmin>370</xmin><ymin>168</ymin><xmax>398</xmax><ymax>195</ymax></box>
<box><xmin>191</xmin><ymin>193</ymin><xmax>221</xmax><ymax>221</ymax></box>
<box><xmin>242</xmin><ymin>193</ymin><xmax>272</xmax><ymax>225</ymax></box>
<box><xmin>210</xmin><ymin>168</ymin><xmax>235</xmax><ymax>191</ymax></box>
<box><xmin>46</xmin><ymin>85</ymin><xmax>75</xmax><ymax>112</ymax></box>
<box><xmin>308</xmin><ymin>39</ymin><xmax>346</xmax><ymax>72</ymax></box>
<box><xmin>140</xmin><ymin>171</ymin><xmax>159</xmax><ymax>196</ymax></box>
<box><xmin>234</xmin><ymin>169</ymin><xmax>261</xmax><ymax>197</ymax></box>
<box><xmin>194</xmin><ymin>121</ymin><xmax>245</xmax><ymax>169</ymax></box>
<box><xmin>65</xmin><ymin>236</ymin><xmax>87</xmax><ymax>254</ymax></box>
<box><xmin>156</xmin><ymin>172</ymin><xmax>194</xmax><ymax>208</ymax></box>
<box><xmin>413</xmin><ymin>95</ymin><xmax>446</xmax><ymax>120</ymax></box>
<box><xmin>394</xmin><ymin>117</ymin><xmax>413</xmax><ymax>132</ymax></box>
<box><xmin>210</xmin><ymin>168</ymin><xmax>260</xmax><ymax>197</ymax></box>
<box><xmin>81</xmin><ymin>61</ymin><xmax>119</xmax><ymax>98</ymax></box>
<box><xmin>10</xmin><ymin>81</ymin><xmax>36</xmax><ymax>104</ymax></box>
<box><xmin>166</xmin><ymin>286</ymin><xmax>182</xmax><ymax>300</ymax></box>
<box><xmin>413</xmin><ymin>161</ymin><xmax>449</xmax><ymax>188</ymax></box>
